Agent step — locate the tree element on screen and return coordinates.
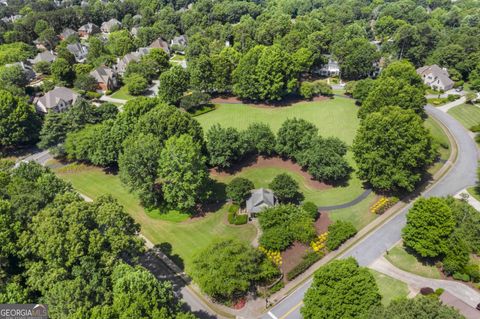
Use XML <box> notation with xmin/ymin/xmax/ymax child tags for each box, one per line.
<box><xmin>191</xmin><ymin>239</ymin><xmax>279</xmax><ymax>301</ymax></box>
<box><xmin>359</xmin><ymin>77</ymin><xmax>426</xmax><ymax>118</ymax></box>
<box><xmin>158</xmin><ymin>66</ymin><xmax>189</xmax><ymax>105</ymax></box>
<box><xmin>276</xmin><ymin>118</ymin><xmax>318</xmax><ymax>159</ymax></box>
<box><xmin>243</xmin><ymin>123</ymin><xmax>276</xmax><ymax>155</ymax></box>
<box><xmin>352</xmin><ymin>106</ymin><xmax>435</xmax><ymax>192</ymax></box>
<box><xmin>33</xmin><ymin>61</ymin><xmax>51</xmax><ymax>75</ymax></box>
<box><xmin>333</xmin><ymin>38</ymin><xmax>379</xmax><ymax>80</ymax></box>
<box><xmin>259</xmin><ymin>204</ymin><xmax>316</xmax><ymax>250</ymax></box>
<box><xmin>0</xmin><ymin>90</ymin><xmax>40</xmax><ymax>149</ymax></box>
<box><xmin>269</xmin><ymin>173</ymin><xmax>300</xmax><ymax>203</ymax></box>
<box><xmin>126</xmin><ymin>73</ymin><xmax>148</xmax><ymax>96</ymax></box>
<box><xmin>402</xmin><ymin>197</ymin><xmax>455</xmax><ymax>258</ymax></box>
<box><xmin>74</xmin><ymin>74</ymin><xmax>98</xmax><ymax>92</ymax></box>
<box><xmin>301</xmin><ymin>258</ymin><xmax>381</xmax><ymax>319</ymax></box>
<box><xmin>51</xmin><ymin>58</ymin><xmax>74</xmax><ymax>84</ymax></box>
<box><xmin>206</xmin><ymin>124</ymin><xmax>249</xmax><ymax>169</ymax></box>
<box><xmin>189</xmin><ymin>54</ymin><xmax>215</xmax><ymax>92</ymax></box>
<box><xmin>119</xmin><ymin>133</ymin><xmax>163</xmax><ymax>206</ymax></box>
<box><xmin>369</xmin><ymin>296</ymin><xmax>464</xmax><ymax>319</ymax></box>
<box><xmin>107</xmin><ymin>30</ymin><xmax>136</xmax><ymax>57</ymax></box>
<box><xmin>351</xmin><ymin>78</ymin><xmax>375</xmax><ymax>104</ymax></box>
<box><xmin>158</xmin><ymin>134</ymin><xmax>209</xmax><ymax>211</ymax></box>
<box><xmin>0</xmin><ymin>64</ymin><xmax>28</xmax><ymax>88</ymax></box>
<box><xmin>297</xmin><ymin>137</ymin><xmax>351</xmax><ymax>182</ymax></box>
<box><xmin>226</xmin><ymin>177</ymin><xmax>254</xmax><ymax>204</ymax></box>
<box><xmin>179</xmin><ymin>91</ymin><xmax>211</xmax><ymax>111</ymax></box>
<box><xmin>378</xmin><ymin>60</ymin><xmax>424</xmax><ymax>88</ymax></box>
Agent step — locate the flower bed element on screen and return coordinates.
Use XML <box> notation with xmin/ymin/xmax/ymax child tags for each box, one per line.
<box><xmin>310</xmin><ymin>232</ymin><xmax>328</xmax><ymax>252</ymax></box>
<box><xmin>259</xmin><ymin>246</ymin><xmax>282</xmax><ymax>266</ymax></box>
<box><xmin>370</xmin><ymin>196</ymin><xmax>399</xmax><ymax>214</ymax></box>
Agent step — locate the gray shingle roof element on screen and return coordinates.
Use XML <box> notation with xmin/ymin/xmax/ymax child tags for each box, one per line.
<box><xmin>246</xmin><ymin>188</ymin><xmax>277</xmax><ymax>213</ymax></box>
<box><xmin>35</xmin><ymin>87</ymin><xmax>79</xmax><ymax>113</ymax></box>
<box><xmin>416</xmin><ymin>64</ymin><xmax>454</xmax><ymax>88</ymax></box>
<box><xmin>31</xmin><ymin>51</ymin><xmax>57</xmax><ymax>64</ymax></box>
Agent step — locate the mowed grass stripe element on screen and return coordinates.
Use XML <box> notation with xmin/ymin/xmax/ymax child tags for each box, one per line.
<box><xmin>447</xmin><ymin>104</ymin><xmax>480</xmax><ymax>129</ymax></box>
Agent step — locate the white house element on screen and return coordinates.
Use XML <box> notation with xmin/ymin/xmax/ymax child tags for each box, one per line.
<box><xmin>416</xmin><ymin>65</ymin><xmax>455</xmax><ymax>91</ymax></box>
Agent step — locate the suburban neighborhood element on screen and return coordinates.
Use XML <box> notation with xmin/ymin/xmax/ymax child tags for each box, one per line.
<box><xmin>0</xmin><ymin>0</ymin><xmax>480</xmax><ymax>319</ymax></box>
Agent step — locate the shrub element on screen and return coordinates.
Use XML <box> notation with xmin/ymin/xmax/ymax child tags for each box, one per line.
<box><xmin>228</xmin><ymin>204</ymin><xmax>240</xmax><ymax>214</ymax></box>
<box><xmin>434</xmin><ymin>288</ymin><xmax>444</xmax><ymax>296</ymax></box>
<box><xmin>228</xmin><ymin>211</ymin><xmax>248</xmax><ymax>225</ymax></box>
<box><xmin>452</xmin><ymin>272</ymin><xmax>470</xmax><ymax>282</ymax></box>
<box><xmin>447</xmin><ymin>94</ymin><xmax>460</xmax><ymax>102</ymax></box>
<box><xmin>85</xmin><ymin>91</ymin><xmax>101</xmax><ymax>99</ymax></box>
<box><xmin>226</xmin><ymin>177</ymin><xmax>254</xmax><ymax>204</ymax></box>
<box><xmin>326</xmin><ymin>221</ymin><xmax>357</xmax><ymax>251</ymax></box>
<box><xmin>463</xmin><ymin>263</ymin><xmax>480</xmax><ymax>282</ymax></box>
<box><xmin>301</xmin><ymin>202</ymin><xmax>318</xmax><ymax>219</ymax></box>
<box><xmin>269</xmin><ymin>173</ymin><xmax>300</xmax><ymax>203</ymax></box>
<box><xmin>126</xmin><ymin>74</ymin><xmax>148</xmax><ymax>95</ymax></box>
<box><xmin>286</xmin><ymin>252</ymin><xmax>324</xmax><ymax>281</ymax></box>
<box><xmin>420</xmin><ymin>287</ymin><xmax>434</xmax><ymax>295</ymax></box>
<box><xmin>299</xmin><ymin>81</ymin><xmax>333</xmax><ymax>99</ymax></box>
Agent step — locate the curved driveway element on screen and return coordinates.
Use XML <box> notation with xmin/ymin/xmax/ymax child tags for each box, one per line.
<box><xmin>262</xmin><ymin>105</ymin><xmax>478</xmax><ymax>319</ymax></box>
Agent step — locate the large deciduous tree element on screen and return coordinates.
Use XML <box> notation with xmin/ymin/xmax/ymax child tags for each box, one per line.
<box><xmin>275</xmin><ymin>118</ymin><xmax>318</xmax><ymax>159</ymax></box>
<box><xmin>0</xmin><ymin>90</ymin><xmax>40</xmax><ymax>149</ymax></box>
<box><xmin>333</xmin><ymin>38</ymin><xmax>379</xmax><ymax>80</ymax></box>
<box><xmin>301</xmin><ymin>258</ymin><xmax>381</xmax><ymax>319</ymax></box>
<box><xmin>158</xmin><ymin>66</ymin><xmax>189</xmax><ymax>105</ymax></box>
<box><xmin>269</xmin><ymin>173</ymin><xmax>300</xmax><ymax>203</ymax></box>
<box><xmin>191</xmin><ymin>239</ymin><xmax>279</xmax><ymax>301</ymax></box>
<box><xmin>402</xmin><ymin>197</ymin><xmax>455</xmax><ymax>258</ymax></box>
<box><xmin>243</xmin><ymin>123</ymin><xmax>276</xmax><ymax>155</ymax></box>
<box><xmin>352</xmin><ymin>106</ymin><xmax>435</xmax><ymax>192</ymax></box>
<box><xmin>158</xmin><ymin>134</ymin><xmax>209</xmax><ymax>210</ymax></box>
<box><xmin>206</xmin><ymin>124</ymin><xmax>249</xmax><ymax>169</ymax></box>
<box><xmin>226</xmin><ymin>177</ymin><xmax>254</xmax><ymax>204</ymax></box>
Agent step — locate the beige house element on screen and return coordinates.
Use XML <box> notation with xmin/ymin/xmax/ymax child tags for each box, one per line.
<box><xmin>417</xmin><ymin>65</ymin><xmax>455</xmax><ymax>91</ymax></box>
<box><xmin>35</xmin><ymin>87</ymin><xmax>79</xmax><ymax>113</ymax></box>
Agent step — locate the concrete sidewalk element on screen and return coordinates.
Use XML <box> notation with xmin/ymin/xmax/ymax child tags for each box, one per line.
<box><xmin>437</xmin><ymin>96</ymin><xmax>466</xmax><ymax>112</ymax></box>
<box><xmin>369</xmin><ymin>257</ymin><xmax>480</xmax><ymax>309</ymax></box>
<box><xmin>454</xmin><ymin>189</ymin><xmax>480</xmax><ymax>211</ymax></box>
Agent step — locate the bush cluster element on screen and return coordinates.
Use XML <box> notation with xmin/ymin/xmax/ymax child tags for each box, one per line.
<box><xmin>286</xmin><ymin>252</ymin><xmax>324</xmax><ymax>281</ymax></box>
<box><xmin>326</xmin><ymin>221</ymin><xmax>357</xmax><ymax>251</ymax></box>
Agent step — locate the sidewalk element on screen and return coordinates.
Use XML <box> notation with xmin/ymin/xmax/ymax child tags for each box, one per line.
<box><xmin>370</xmin><ymin>256</ymin><xmax>480</xmax><ymax>309</ymax></box>
<box><xmin>454</xmin><ymin>189</ymin><xmax>480</xmax><ymax>211</ymax></box>
<box><xmin>437</xmin><ymin>96</ymin><xmax>466</xmax><ymax>112</ymax></box>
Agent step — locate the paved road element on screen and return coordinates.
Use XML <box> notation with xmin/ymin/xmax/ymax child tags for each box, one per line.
<box><xmin>263</xmin><ymin>105</ymin><xmax>478</xmax><ymax>319</ymax></box>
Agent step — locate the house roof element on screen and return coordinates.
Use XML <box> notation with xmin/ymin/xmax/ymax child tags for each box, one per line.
<box><xmin>78</xmin><ymin>23</ymin><xmax>100</xmax><ymax>34</ymax></box>
<box><xmin>149</xmin><ymin>37</ymin><xmax>170</xmax><ymax>54</ymax></box>
<box><xmin>35</xmin><ymin>87</ymin><xmax>79</xmax><ymax>113</ymax></box>
<box><xmin>101</xmin><ymin>18</ymin><xmax>121</xmax><ymax>32</ymax></box>
<box><xmin>90</xmin><ymin>65</ymin><xmax>116</xmax><ymax>84</ymax></box>
<box><xmin>171</xmin><ymin>35</ymin><xmax>187</xmax><ymax>46</ymax></box>
<box><xmin>60</xmin><ymin>28</ymin><xmax>77</xmax><ymax>39</ymax></box>
<box><xmin>416</xmin><ymin>64</ymin><xmax>454</xmax><ymax>88</ymax></box>
<box><xmin>246</xmin><ymin>188</ymin><xmax>276</xmax><ymax>213</ymax></box>
<box><xmin>66</xmin><ymin>42</ymin><xmax>88</xmax><ymax>59</ymax></box>
<box><xmin>116</xmin><ymin>49</ymin><xmax>148</xmax><ymax>72</ymax></box>
<box><xmin>5</xmin><ymin>62</ymin><xmax>36</xmax><ymax>80</ymax></box>
<box><xmin>31</xmin><ymin>51</ymin><xmax>57</xmax><ymax>64</ymax></box>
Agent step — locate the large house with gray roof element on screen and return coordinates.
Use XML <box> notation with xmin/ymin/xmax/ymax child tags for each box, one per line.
<box><xmin>30</xmin><ymin>51</ymin><xmax>57</xmax><ymax>65</ymax></box>
<box><xmin>67</xmin><ymin>43</ymin><xmax>89</xmax><ymax>63</ymax></box>
<box><xmin>35</xmin><ymin>87</ymin><xmax>79</xmax><ymax>113</ymax></box>
<box><xmin>115</xmin><ymin>47</ymin><xmax>150</xmax><ymax>75</ymax></box>
<box><xmin>90</xmin><ymin>65</ymin><xmax>118</xmax><ymax>91</ymax></box>
<box><xmin>417</xmin><ymin>65</ymin><xmax>455</xmax><ymax>91</ymax></box>
<box><xmin>246</xmin><ymin>188</ymin><xmax>278</xmax><ymax>218</ymax></box>
<box><xmin>78</xmin><ymin>23</ymin><xmax>100</xmax><ymax>38</ymax></box>
<box><xmin>101</xmin><ymin>18</ymin><xmax>121</xmax><ymax>33</ymax></box>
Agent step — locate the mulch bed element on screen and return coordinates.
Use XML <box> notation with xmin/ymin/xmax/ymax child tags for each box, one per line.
<box><xmin>210</xmin><ymin>95</ymin><xmax>329</xmax><ymax>108</ymax></box>
<box><xmin>314</xmin><ymin>212</ymin><xmax>332</xmax><ymax>234</ymax></box>
<box><xmin>209</xmin><ymin>155</ymin><xmax>332</xmax><ymax>190</ymax></box>
<box><xmin>280</xmin><ymin>241</ymin><xmax>311</xmax><ymax>276</ymax></box>
<box><xmin>279</xmin><ymin>213</ymin><xmax>332</xmax><ymax>277</ymax></box>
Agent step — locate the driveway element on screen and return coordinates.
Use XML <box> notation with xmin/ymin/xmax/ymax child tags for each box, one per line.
<box><xmin>262</xmin><ymin>105</ymin><xmax>478</xmax><ymax>319</ymax></box>
<box><xmin>437</xmin><ymin>96</ymin><xmax>466</xmax><ymax>112</ymax></box>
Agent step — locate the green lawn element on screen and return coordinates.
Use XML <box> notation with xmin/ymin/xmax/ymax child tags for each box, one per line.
<box><xmin>467</xmin><ymin>187</ymin><xmax>480</xmax><ymax>202</ymax></box>
<box><xmin>385</xmin><ymin>243</ymin><xmax>442</xmax><ymax>279</ymax></box>
<box><xmin>170</xmin><ymin>53</ymin><xmax>186</xmax><ymax>61</ymax></box>
<box><xmin>329</xmin><ymin>192</ymin><xmax>376</xmax><ymax>230</ymax></box>
<box><xmin>54</xmin><ymin>164</ymin><xmax>256</xmax><ymax>272</ymax></box>
<box><xmin>370</xmin><ymin>269</ymin><xmax>409</xmax><ymax>306</ymax></box>
<box><xmin>196</xmin><ymin>97</ymin><xmax>359</xmax><ymax>144</ymax></box>
<box><xmin>425</xmin><ymin>116</ymin><xmax>452</xmax><ymax>174</ymax></box>
<box><xmin>109</xmin><ymin>85</ymin><xmax>136</xmax><ymax>101</ymax></box>
<box><xmin>447</xmin><ymin>104</ymin><xmax>480</xmax><ymax>129</ymax></box>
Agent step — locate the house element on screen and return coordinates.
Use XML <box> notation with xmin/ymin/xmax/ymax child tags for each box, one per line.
<box><xmin>115</xmin><ymin>47</ymin><xmax>149</xmax><ymax>75</ymax></box>
<box><xmin>34</xmin><ymin>87</ymin><xmax>79</xmax><ymax>113</ymax></box>
<box><xmin>78</xmin><ymin>23</ymin><xmax>100</xmax><ymax>38</ymax></box>
<box><xmin>317</xmin><ymin>55</ymin><xmax>340</xmax><ymax>77</ymax></box>
<box><xmin>90</xmin><ymin>66</ymin><xmax>118</xmax><ymax>91</ymax></box>
<box><xmin>66</xmin><ymin>43</ymin><xmax>89</xmax><ymax>63</ymax></box>
<box><xmin>30</xmin><ymin>51</ymin><xmax>57</xmax><ymax>65</ymax></box>
<box><xmin>246</xmin><ymin>188</ymin><xmax>278</xmax><ymax>218</ymax></box>
<box><xmin>171</xmin><ymin>35</ymin><xmax>187</xmax><ymax>48</ymax></box>
<box><xmin>5</xmin><ymin>62</ymin><xmax>36</xmax><ymax>82</ymax></box>
<box><xmin>416</xmin><ymin>65</ymin><xmax>455</xmax><ymax>91</ymax></box>
<box><xmin>149</xmin><ymin>37</ymin><xmax>170</xmax><ymax>55</ymax></box>
<box><xmin>101</xmin><ymin>18</ymin><xmax>121</xmax><ymax>33</ymax></box>
<box><xmin>59</xmin><ymin>28</ymin><xmax>77</xmax><ymax>40</ymax></box>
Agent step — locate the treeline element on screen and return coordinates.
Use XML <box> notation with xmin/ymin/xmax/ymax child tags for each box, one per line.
<box><xmin>0</xmin><ymin>161</ymin><xmax>194</xmax><ymax>319</ymax></box>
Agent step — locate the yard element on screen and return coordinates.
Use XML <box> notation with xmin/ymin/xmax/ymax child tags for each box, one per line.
<box><xmin>447</xmin><ymin>104</ymin><xmax>480</xmax><ymax>129</ymax></box>
<box><xmin>385</xmin><ymin>243</ymin><xmax>442</xmax><ymax>279</ymax></box>
<box><xmin>370</xmin><ymin>269</ymin><xmax>409</xmax><ymax>306</ymax></box>
<box><xmin>109</xmin><ymin>85</ymin><xmax>135</xmax><ymax>101</ymax></box>
<box><xmin>54</xmin><ymin>164</ymin><xmax>256</xmax><ymax>272</ymax></box>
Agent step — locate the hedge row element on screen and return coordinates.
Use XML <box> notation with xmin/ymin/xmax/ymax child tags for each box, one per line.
<box><xmin>227</xmin><ymin>205</ymin><xmax>248</xmax><ymax>225</ymax></box>
<box><xmin>286</xmin><ymin>251</ymin><xmax>324</xmax><ymax>281</ymax></box>
<box><xmin>326</xmin><ymin>221</ymin><xmax>357</xmax><ymax>251</ymax></box>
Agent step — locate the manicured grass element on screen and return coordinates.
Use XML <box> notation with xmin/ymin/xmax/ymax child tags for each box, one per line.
<box><xmin>370</xmin><ymin>269</ymin><xmax>409</xmax><ymax>306</ymax></box>
<box><xmin>385</xmin><ymin>243</ymin><xmax>442</xmax><ymax>279</ymax></box>
<box><xmin>55</xmin><ymin>164</ymin><xmax>256</xmax><ymax>272</ymax></box>
<box><xmin>424</xmin><ymin>116</ymin><xmax>452</xmax><ymax>175</ymax></box>
<box><xmin>170</xmin><ymin>53</ymin><xmax>186</xmax><ymax>61</ymax></box>
<box><xmin>447</xmin><ymin>104</ymin><xmax>480</xmax><ymax>129</ymax></box>
<box><xmin>109</xmin><ymin>85</ymin><xmax>136</xmax><ymax>101</ymax></box>
<box><xmin>329</xmin><ymin>192</ymin><xmax>377</xmax><ymax>230</ymax></box>
<box><xmin>196</xmin><ymin>97</ymin><xmax>360</xmax><ymax>144</ymax></box>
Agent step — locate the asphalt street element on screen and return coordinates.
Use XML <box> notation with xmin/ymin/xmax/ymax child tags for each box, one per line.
<box><xmin>262</xmin><ymin>105</ymin><xmax>478</xmax><ymax>319</ymax></box>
